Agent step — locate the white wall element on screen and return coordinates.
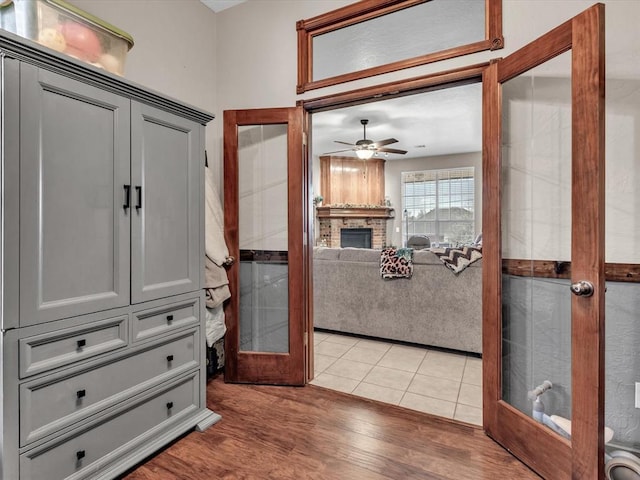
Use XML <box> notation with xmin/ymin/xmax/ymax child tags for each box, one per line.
<box><xmin>215</xmin><ymin>0</ymin><xmax>640</xmax><ymax>263</ymax></box>
<box><xmin>71</xmin><ymin>0</ymin><xmax>218</xmax><ymax>175</ymax></box>
<box><xmin>70</xmin><ymin>1</ymin><xmax>640</xmax><ymax>263</ymax></box>
<box><xmin>384</xmin><ymin>152</ymin><xmax>482</xmax><ymax>247</ymax></box>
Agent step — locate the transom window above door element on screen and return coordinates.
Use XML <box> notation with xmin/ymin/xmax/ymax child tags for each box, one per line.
<box><xmin>297</xmin><ymin>0</ymin><xmax>503</xmax><ymax>93</ymax></box>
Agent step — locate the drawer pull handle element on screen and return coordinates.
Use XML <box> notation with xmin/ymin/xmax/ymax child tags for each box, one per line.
<box><xmin>166</xmin><ymin>402</ymin><xmax>174</xmax><ymax>410</ymax></box>
<box><xmin>76</xmin><ymin>450</ymin><xmax>85</xmax><ymax>460</ymax></box>
<box><xmin>77</xmin><ymin>339</ymin><xmax>86</xmax><ymax>348</ymax></box>
<box><xmin>166</xmin><ymin>355</ymin><xmax>174</xmax><ymax>362</ymax></box>
<box><xmin>166</xmin><ymin>315</ymin><xmax>174</xmax><ymax>322</ymax></box>
<box><xmin>76</xmin><ymin>389</ymin><xmax>86</xmax><ymax>399</ymax></box>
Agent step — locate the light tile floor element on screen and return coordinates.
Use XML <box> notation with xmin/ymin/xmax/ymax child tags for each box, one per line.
<box><xmin>311</xmin><ymin>330</ymin><xmax>483</xmax><ymax>426</ymax></box>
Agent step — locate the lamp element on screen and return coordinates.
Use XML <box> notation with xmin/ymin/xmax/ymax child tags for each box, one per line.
<box><xmin>356</xmin><ymin>147</ymin><xmax>374</xmax><ymax>160</ymax></box>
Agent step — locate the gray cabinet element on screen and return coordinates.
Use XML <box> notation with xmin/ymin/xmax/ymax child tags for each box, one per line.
<box><xmin>131</xmin><ymin>102</ymin><xmax>201</xmax><ymax>303</ymax></box>
<box><xmin>19</xmin><ymin>62</ymin><xmax>131</xmax><ymax>327</ymax></box>
<box><xmin>0</xmin><ymin>30</ymin><xmax>219</xmax><ymax>480</ymax></box>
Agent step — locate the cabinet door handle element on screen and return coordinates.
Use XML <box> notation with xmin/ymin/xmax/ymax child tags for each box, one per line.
<box><xmin>166</xmin><ymin>315</ymin><xmax>174</xmax><ymax>322</ymax></box>
<box><xmin>76</xmin><ymin>389</ymin><xmax>86</xmax><ymax>399</ymax></box>
<box><xmin>135</xmin><ymin>185</ymin><xmax>142</xmax><ymax>209</ymax></box>
<box><xmin>166</xmin><ymin>355</ymin><xmax>174</xmax><ymax>362</ymax></box>
<box><xmin>166</xmin><ymin>402</ymin><xmax>173</xmax><ymax>410</ymax></box>
<box><xmin>77</xmin><ymin>339</ymin><xmax>86</xmax><ymax>349</ymax></box>
<box><xmin>76</xmin><ymin>450</ymin><xmax>86</xmax><ymax>460</ymax></box>
<box><xmin>123</xmin><ymin>184</ymin><xmax>131</xmax><ymax>210</ymax></box>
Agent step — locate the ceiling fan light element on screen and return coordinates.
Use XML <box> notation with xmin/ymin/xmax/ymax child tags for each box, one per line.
<box><xmin>356</xmin><ymin>149</ymin><xmax>374</xmax><ymax>160</ymax></box>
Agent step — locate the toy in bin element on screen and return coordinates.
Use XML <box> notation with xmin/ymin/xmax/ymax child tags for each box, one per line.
<box><xmin>0</xmin><ymin>0</ymin><xmax>133</xmax><ymax>75</ymax></box>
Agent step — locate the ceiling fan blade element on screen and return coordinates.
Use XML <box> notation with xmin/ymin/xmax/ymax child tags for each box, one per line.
<box><xmin>371</xmin><ymin>138</ymin><xmax>398</xmax><ymax>148</ymax></box>
<box><xmin>334</xmin><ymin>140</ymin><xmax>356</xmax><ymax>146</ymax></box>
<box><xmin>377</xmin><ymin>147</ymin><xmax>408</xmax><ymax>155</ymax></box>
<box><xmin>322</xmin><ymin>148</ymin><xmax>354</xmax><ymax>155</ymax></box>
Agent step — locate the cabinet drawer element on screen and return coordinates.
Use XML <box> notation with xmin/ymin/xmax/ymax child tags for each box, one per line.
<box><xmin>19</xmin><ymin>316</ymin><xmax>128</xmax><ymax>379</ymax></box>
<box><xmin>132</xmin><ymin>297</ymin><xmax>199</xmax><ymax>342</ymax></box>
<box><xmin>20</xmin><ymin>328</ymin><xmax>199</xmax><ymax>446</ymax></box>
<box><xmin>21</xmin><ymin>371</ymin><xmax>199</xmax><ymax>480</ymax></box>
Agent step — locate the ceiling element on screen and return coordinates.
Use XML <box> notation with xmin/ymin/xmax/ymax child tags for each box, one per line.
<box><xmin>312</xmin><ymin>82</ymin><xmax>483</xmax><ymax>161</ymax></box>
<box><xmin>200</xmin><ymin>0</ymin><xmax>247</xmax><ymax>13</ymax></box>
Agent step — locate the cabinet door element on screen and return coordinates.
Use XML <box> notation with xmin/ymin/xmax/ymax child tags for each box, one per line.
<box><xmin>131</xmin><ymin>102</ymin><xmax>202</xmax><ymax>303</ymax></box>
<box><xmin>20</xmin><ymin>64</ymin><xmax>131</xmax><ymax>326</ymax></box>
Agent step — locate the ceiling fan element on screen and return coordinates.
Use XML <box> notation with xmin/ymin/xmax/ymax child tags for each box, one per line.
<box><xmin>325</xmin><ymin>119</ymin><xmax>408</xmax><ymax>159</ymax></box>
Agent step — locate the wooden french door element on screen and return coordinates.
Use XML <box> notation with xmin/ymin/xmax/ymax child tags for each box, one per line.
<box><xmin>223</xmin><ymin>107</ymin><xmax>310</xmax><ymax>385</ymax></box>
<box><xmin>483</xmin><ymin>4</ymin><xmax>604</xmax><ymax>480</ymax></box>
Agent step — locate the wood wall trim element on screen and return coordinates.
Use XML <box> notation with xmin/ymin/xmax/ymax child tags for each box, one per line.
<box><xmin>502</xmin><ymin>259</ymin><xmax>640</xmax><ymax>283</ymax></box>
<box><xmin>297</xmin><ymin>0</ymin><xmax>423</xmax><ymax>32</ymax></box>
<box><xmin>297</xmin><ymin>0</ymin><xmax>502</xmax><ymax>94</ymax></box>
<box><xmin>302</xmin><ymin>62</ymin><xmax>488</xmax><ymax>113</ymax></box>
<box><xmin>316</xmin><ymin>206</ymin><xmax>393</xmax><ymax>219</ymax></box>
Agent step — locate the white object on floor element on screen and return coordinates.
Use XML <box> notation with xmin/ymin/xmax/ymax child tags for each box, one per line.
<box><xmin>205</xmin><ymin>305</ymin><xmax>226</xmax><ymax>347</ymax></box>
<box><xmin>550</xmin><ymin>415</ymin><xmax>614</xmax><ymax>443</ymax></box>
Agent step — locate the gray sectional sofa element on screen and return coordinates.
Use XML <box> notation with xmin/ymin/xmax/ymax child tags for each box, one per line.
<box><xmin>313</xmin><ymin>247</ymin><xmax>482</xmax><ymax>354</ymax></box>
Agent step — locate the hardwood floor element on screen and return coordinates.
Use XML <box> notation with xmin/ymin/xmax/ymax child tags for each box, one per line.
<box><xmin>121</xmin><ymin>374</ymin><xmax>540</xmax><ymax>479</ymax></box>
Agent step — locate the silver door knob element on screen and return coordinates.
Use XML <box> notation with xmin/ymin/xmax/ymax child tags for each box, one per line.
<box><xmin>570</xmin><ymin>280</ymin><xmax>594</xmax><ymax>297</ymax></box>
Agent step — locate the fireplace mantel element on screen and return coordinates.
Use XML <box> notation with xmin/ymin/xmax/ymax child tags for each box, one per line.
<box><xmin>316</xmin><ymin>205</ymin><xmax>394</xmax><ymax>220</ymax></box>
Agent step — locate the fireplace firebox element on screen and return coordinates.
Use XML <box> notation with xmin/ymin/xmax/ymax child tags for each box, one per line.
<box><xmin>340</xmin><ymin>228</ymin><xmax>372</xmax><ymax>249</ymax></box>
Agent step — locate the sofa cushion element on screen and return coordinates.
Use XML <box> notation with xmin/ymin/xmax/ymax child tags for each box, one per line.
<box><xmin>313</xmin><ymin>247</ymin><xmax>341</xmax><ymax>260</ymax></box>
<box><xmin>338</xmin><ymin>248</ymin><xmax>381</xmax><ymax>262</ymax></box>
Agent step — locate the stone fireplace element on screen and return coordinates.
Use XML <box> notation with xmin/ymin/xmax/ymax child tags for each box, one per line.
<box><xmin>316</xmin><ymin>155</ymin><xmax>393</xmax><ymax>249</ymax></box>
<box><xmin>317</xmin><ymin>206</ymin><xmax>393</xmax><ymax>249</ymax></box>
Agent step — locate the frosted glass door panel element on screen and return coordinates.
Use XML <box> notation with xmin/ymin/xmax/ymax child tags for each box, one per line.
<box><xmin>605</xmin><ymin>2</ymin><xmax>640</xmax><ymax>459</ymax></box>
<box><xmin>501</xmin><ymin>51</ymin><xmax>573</xmax><ymax>433</ymax></box>
<box><xmin>238</xmin><ymin>124</ymin><xmax>289</xmax><ymax>353</ymax></box>
<box><xmin>238</xmin><ymin>125</ymin><xmax>288</xmax><ymax>251</ymax></box>
<box><xmin>313</xmin><ymin>1</ymin><xmax>485</xmax><ymax>81</ymax></box>
<box><xmin>239</xmin><ymin>262</ymin><xmax>288</xmax><ymax>353</ymax></box>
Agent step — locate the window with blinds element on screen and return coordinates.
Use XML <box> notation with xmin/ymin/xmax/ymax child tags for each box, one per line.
<box><xmin>402</xmin><ymin>167</ymin><xmax>475</xmax><ymax>247</ymax></box>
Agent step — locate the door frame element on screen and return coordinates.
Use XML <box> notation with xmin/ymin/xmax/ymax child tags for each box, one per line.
<box><xmin>300</xmin><ymin>62</ymin><xmax>489</xmax><ymax>382</ymax></box>
<box><xmin>482</xmin><ymin>4</ymin><xmax>605</xmax><ymax>479</ymax></box>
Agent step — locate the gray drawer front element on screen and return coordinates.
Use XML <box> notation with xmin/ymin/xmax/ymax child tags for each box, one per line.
<box><xmin>19</xmin><ymin>316</ymin><xmax>128</xmax><ymax>379</ymax></box>
<box><xmin>132</xmin><ymin>297</ymin><xmax>199</xmax><ymax>342</ymax></box>
<box><xmin>21</xmin><ymin>372</ymin><xmax>199</xmax><ymax>480</ymax></box>
<box><xmin>21</xmin><ymin>329</ymin><xmax>199</xmax><ymax>446</ymax></box>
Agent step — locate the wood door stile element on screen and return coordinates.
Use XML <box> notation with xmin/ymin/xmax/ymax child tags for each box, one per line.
<box><xmin>481</xmin><ymin>58</ymin><xmax>502</xmax><ymax>442</ymax></box>
<box><xmin>502</xmin><ymin>259</ymin><xmax>640</xmax><ymax>283</ymax></box>
<box><xmin>570</xmin><ymin>5</ymin><xmax>606</xmax><ymax>478</ymax></box>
